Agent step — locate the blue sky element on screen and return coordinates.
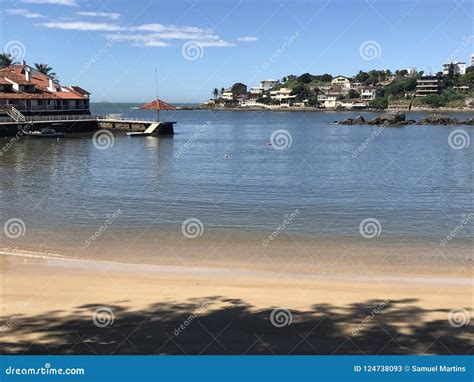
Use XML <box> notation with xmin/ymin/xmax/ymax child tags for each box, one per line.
<box><xmin>1</xmin><ymin>0</ymin><xmax>472</xmax><ymax>103</ymax></box>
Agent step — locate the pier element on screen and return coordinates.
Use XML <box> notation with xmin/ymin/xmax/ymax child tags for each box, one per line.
<box><xmin>0</xmin><ymin>107</ymin><xmax>175</xmax><ymax>137</ymax></box>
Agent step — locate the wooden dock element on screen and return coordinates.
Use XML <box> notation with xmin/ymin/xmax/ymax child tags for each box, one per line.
<box><xmin>0</xmin><ymin>112</ymin><xmax>176</xmax><ymax>137</ymax></box>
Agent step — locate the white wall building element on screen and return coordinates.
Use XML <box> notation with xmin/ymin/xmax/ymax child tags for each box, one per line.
<box><xmin>361</xmin><ymin>87</ymin><xmax>377</xmax><ymax>101</ymax></box>
<box><xmin>406</xmin><ymin>67</ymin><xmax>418</xmax><ymax>77</ymax></box>
<box><xmin>260</xmin><ymin>79</ymin><xmax>278</xmax><ymax>91</ymax></box>
<box><xmin>442</xmin><ymin>61</ymin><xmax>466</xmax><ymax>75</ymax></box>
<box><xmin>331</xmin><ymin>76</ymin><xmax>351</xmax><ymax>89</ymax></box>
<box><xmin>270</xmin><ymin>87</ymin><xmax>296</xmax><ymax>102</ymax></box>
<box><xmin>222</xmin><ymin>88</ymin><xmax>234</xmax><ymax>100</ymax></box>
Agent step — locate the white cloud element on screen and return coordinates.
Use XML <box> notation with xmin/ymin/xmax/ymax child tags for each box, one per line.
<box><xmin>6</xmin><ymin>8</ymin><xmax>46</xmax><ymax>18</ymax></box>
<box><xmin>77</xmin><ymin>11</ymin><xmax>121</xmax><ymax>20</ymax></box>
<box><xmin>41</xmin><ymin>21</ymin><xmax>124</xmax><ymax>31</ymax></box>
<box><xmin>236</xmin><ymin>36</ymin><xmax>258</xmax><ymax>42</ymax></box>
<box><xmin>22</xmin><ymin>0</ymin><xmax>77</xmax><ymax>6</ymax></box>
<box><xmin>40</xmin><ymin>19</ymin><xmax>248</xmax><ymax>48</ymax></box>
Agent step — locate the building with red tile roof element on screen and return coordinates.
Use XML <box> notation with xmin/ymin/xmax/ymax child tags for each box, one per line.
<box><xmin>0</xmin><ymin>62</ymin><xmax>90</xmax><ymax>115</ymax></box>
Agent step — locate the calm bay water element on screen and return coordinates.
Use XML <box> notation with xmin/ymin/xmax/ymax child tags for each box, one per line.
<box><xmin>0</xmin><ymin>104</ymin><xmax>472</xmax><ymax>255</ymax></box>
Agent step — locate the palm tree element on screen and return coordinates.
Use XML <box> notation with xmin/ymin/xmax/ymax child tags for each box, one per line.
<box><xmin>34</xmin><ymin>63</ymin><xmax>57</xmax><ymax>80</ymax></box>
<box><xmin>212</xmin><ymin>88</ymin><xmax>219</xmax><ymax>100</ymax></box>
<box><xmin>220</xmin><ymin>87</ymin><xmax>225</xmax><ymax>96</ymax></box>
<box><xmin>0</xmin><ymin>53</ymin><xmax>15</xmax><ymax>68</ymax></box>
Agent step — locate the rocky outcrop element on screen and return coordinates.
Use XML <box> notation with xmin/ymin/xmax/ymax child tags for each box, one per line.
<box><xmin>418</xmin><ymin>114</ymin><xmax>461</xmax><ymax>125</ymax></box>
<box><xmin>336</xmin><ymin>112</ymin><xmax>472</xmax><ymax>126</ymax></box>
<box><xmin>368</xmin><ymin>111</ymin><xmax>406</xmax><ymax>125</ymax></box>
<box><xmin>338</xmin><ymin>115</ymin><xmax>365</xmax><ymax>125</ymax></box>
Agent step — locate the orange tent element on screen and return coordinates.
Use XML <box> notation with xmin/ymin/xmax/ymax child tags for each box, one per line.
<box><xmin>140</xmin><ymin>99</ymin><xmax>176</xmax><ymax>121</ymax></box>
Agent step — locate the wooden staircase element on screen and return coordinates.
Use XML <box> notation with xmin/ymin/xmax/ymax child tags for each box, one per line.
<box><xmin>3</xmin><ymin>105</ymin><xmax>26</xmax><ymax>122</ymax></box>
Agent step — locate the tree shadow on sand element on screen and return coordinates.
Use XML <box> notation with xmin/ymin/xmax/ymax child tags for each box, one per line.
<box><xmin>0</xmin><ymin>297</ymin><xmax>471</xmax><ymax>355</ymax></box>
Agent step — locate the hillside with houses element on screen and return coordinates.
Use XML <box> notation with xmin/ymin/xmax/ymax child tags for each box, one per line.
<box><xmin>206</xmin><ymin>59</ymin><xmax>474</xmax><ymax>111</ymax></box>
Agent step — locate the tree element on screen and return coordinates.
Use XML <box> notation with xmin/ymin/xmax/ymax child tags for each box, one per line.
<box><xmin>212</xmin><ymin>88</ymin><xmax>219</xmax><ymax>100</ymax></box>
<box><xmin>297</xmin><ymin>73</ymin><xmax>312</xmax><ymax>83</ymax></box>
<box><xmin>0</xmin><ymin>53</ymin><xmax>15</xmax><ymax>68</ymax></box>
<box><xmin>423</xmin><ymin>94</ymin><xmax>443</xmax><ymax>108</ymax></box>
<box><xmin>320</xmin><ymin>73</ymin><xmax>332</xmax><ymax>82</ymax></box>
<box><xmin>34</xmin><ymin>63</ymin><xmax>57</xmax><ymax>80</ymax></box>
<box><xmin>220</xmin><ymin>87</ymin><xmax>225</xmax><ymax>96</ymax></box>
<box><xmin>369</xmin><ymin>97</ymin><xmax>388</xmax><ymax>110</ymax></box>
<box><xmin>354</xmin><ymin>70</ymin><xmax>370</xmax><ymax>83</ymax></box>
<box><xmin>347</xmin><ymin>89</ymin><xmax>359</xmax><ymax>99</ymax></box>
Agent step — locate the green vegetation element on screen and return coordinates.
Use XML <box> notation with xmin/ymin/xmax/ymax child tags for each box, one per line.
<box><xmin>369</xmin><ymin>97</ymin><xmax>389</xmax><ymax>110</ymax></box>
<box><xmin>34</xmin><ymin>63</ymin><xmax>56</xmax><ymax>80</ymax></box>
<box><xmin>0</xmin><ymin>53</ymin><xmax>15</xmax><ymax>68</ymax></box>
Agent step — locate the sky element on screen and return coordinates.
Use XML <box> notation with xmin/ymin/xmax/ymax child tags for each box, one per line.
<box><xmin>0</xmin><ymin>0</ymin><xmax>472</xmax><ymax>103</ymax></box>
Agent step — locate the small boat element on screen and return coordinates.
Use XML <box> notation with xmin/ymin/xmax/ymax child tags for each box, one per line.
<box><xmin>26</xmin><ymin>126</ymin><xmax>65</xmax><ymax>138</ymax></box>
<box><xmin>126</xmin><ymin>131</ymin><xmax>151</xmax><ymax>137</ymax></box>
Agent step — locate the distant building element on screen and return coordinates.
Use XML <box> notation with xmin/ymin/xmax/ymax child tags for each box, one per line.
<box><xmin>442</xmin><ymin>61</ymin><xmax>466</xmax><ymax>75</ymax></box>
<box><xmin>331</xmin><ymin>76</ymin><xmax>351</xmax><ymax>89</ymax></box>
<box><xmin>361</xmin><ymin>87</ymin><xmax>377</xmax><ymax>101</ymax></box>
<box><xmin>249</xmin><ymin>86</ymin><xmax>263</xmax><ymax>95</ymax></box>
<box><xmin>0</xmin><ymin>62</ymin><xmax>90</xmax><ymax>114</ymax></box>
<box><xmin>317</xmin><ymin>94</ymin><xmax>337</xmax><ymax>108</ymax></box>
<box><xmin>270</xmin><ymin>87</ymin><xmax>296</xmax><ymax>102</ymax></box>
<box><xmin>222</xmin><ymin>88</ymin><xmax>234</xmax><ymax>100</ymax></box>
<box><xmin>260</xmin><ymin>79</ymin><xmax>278</xmax><ymax>91</ymax></box>
<box><xmin>415</xmin><ymin>76</ymin><xmax>441</xmax><ymax>97</ymax></box>
<box><xmin>471</xmin><ymin>53</ymin><xmax>474</xmax><ymax>66</ymax></box>
<box><xmin>406</xmin><ymin>67</ymin><xmax>418</xmax><ymax>77</ymax></box>
<box><xmin>231</xmin><ymin>82</ymin><xmax>247</xmax><ymax>97</ymax></box>
<box><xmin>221</xmin><ymin>83</ymin><xmax>247</xmax><ymax>101</ymax></box>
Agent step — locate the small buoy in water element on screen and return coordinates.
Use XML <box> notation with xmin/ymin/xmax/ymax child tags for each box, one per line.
<box><xmin>224</xmin><ymin>154</ymin><xmax>229</xmax><ymax>159</ymax></box>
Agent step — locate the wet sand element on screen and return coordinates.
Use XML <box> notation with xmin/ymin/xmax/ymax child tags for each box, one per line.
<box><xmin>0</xmin><ymin>240</ymin><xmax>471</xmax><ymax>355</ymax></box>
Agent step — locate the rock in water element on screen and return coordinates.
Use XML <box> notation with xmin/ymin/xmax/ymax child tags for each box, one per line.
<box><xmin>338</xmin><ymin>115</ymin><xmax>366</xmax><ymax>125</ymax></box>
<box><xmin>368</xmin><ymin>111</ymin><xmax>406</xmax><ymax>125</ymax></box>
<box><xmin>418</xmin><ymin>114</ymin><xmax>460</xmax><ymax>125</ymax></box>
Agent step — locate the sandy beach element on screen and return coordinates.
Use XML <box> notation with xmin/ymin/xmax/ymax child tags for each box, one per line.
<box><xmin>0</xmin><ymin>240</ymin><xmax>471</xmax><ymax>355</ymax></box>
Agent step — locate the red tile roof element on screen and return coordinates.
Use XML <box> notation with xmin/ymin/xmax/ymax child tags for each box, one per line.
<box><xmin>140</xmin><ymin>99</ymin><xmax>176</xmax><ymax>110</ymax></box>
<box><xmin>0</xmin><ymin>64</ymin><xmax>89</xmax><ymax>101</ymax></box>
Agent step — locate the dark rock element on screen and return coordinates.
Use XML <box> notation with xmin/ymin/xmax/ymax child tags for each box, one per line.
<box><xmin>418</xmin><ymin>114</ymin><xmax>461</xmax><ymax>125</ymax></box>
<box><xmin>463</xmin><ymin>117</ymin><xmax>474</xmax><ymax>125</ymax></box>
<box><xmin>338</xmin><ymin>115</ymin><xmax>365</xmax><ymax>125</ymax></box>
<box><xmin>368</xmin><ymin>111</ymin><xmax>406</xmax><ymax>125</ymax></box>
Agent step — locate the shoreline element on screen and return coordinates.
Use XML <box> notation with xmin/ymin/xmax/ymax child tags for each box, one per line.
<box><xmin>0</xmin><ymin>248</ymin><xmax>471</xmax><ymax>354</ymax></box>
<box><xmin>184</xmin><ymin>106</ymin><xmax>474</xmax><ymax>113</ymax></box>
